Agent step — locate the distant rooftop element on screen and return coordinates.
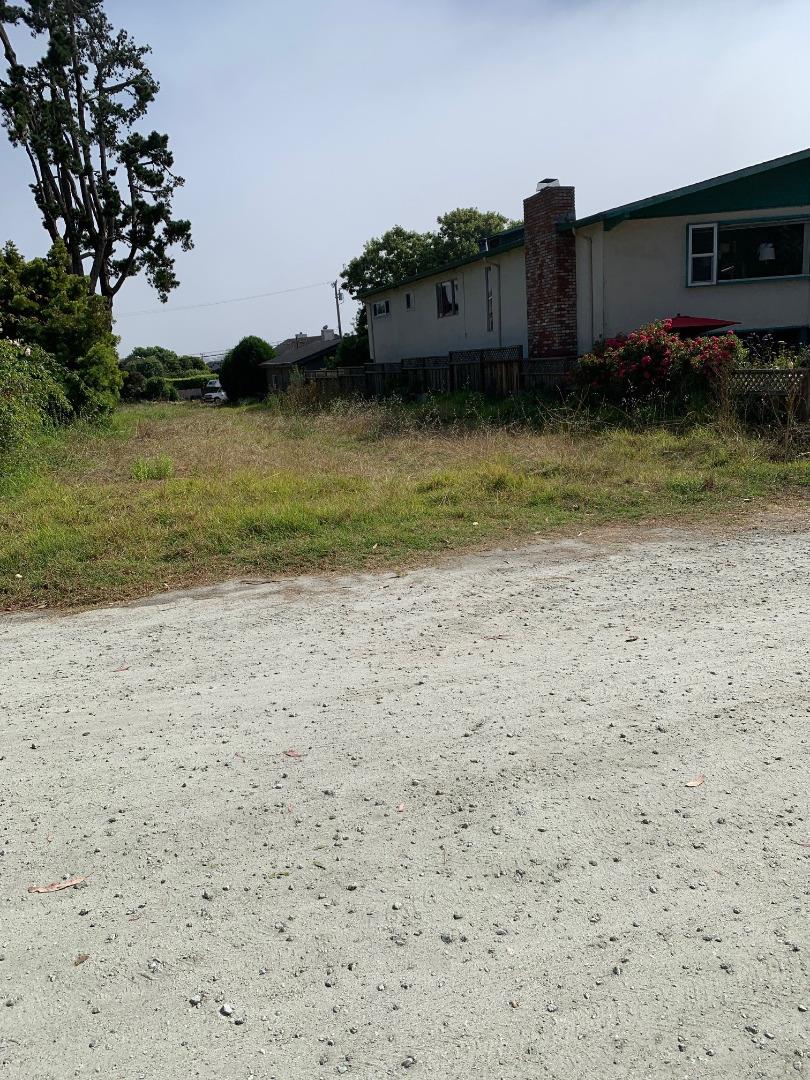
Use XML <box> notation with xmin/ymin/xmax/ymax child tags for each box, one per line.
<box><xmin>260</xmin><ymin>326</ymin><xmax>340</xmax><ymax>367</ymax></box>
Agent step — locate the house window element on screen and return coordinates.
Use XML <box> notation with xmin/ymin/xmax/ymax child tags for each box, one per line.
<box><xmin>485</xmin><ymin>266</ymin><xmax>495</xmax><ymax>332</ymax></box>
<box><xmin>436</xmin><ymin>278</ymin><xmax>459</xmax><ymax>318</ymax></box>
<box><xmin>372</xmin><ymin>299</ymin><xmax>391</xmax><ymax>317</ymax></box>
<box><xmin>688</xmin><ymin>224</ymin><xmax>717</xmax><ymax>285</ymax></box>
<box><xmin>405</xmin><ymin>292</ymin><xmax>414</xmax><ymax>311</ymax></box>
<box><xmin>689</xmin><ymin>220</ymin><xmax>806</xmax><ymax>285</ymax></box>
<box><xmin>718</xmin><ymin>221</ymin><xmax>804</xmax><ymax>281</ymax></box>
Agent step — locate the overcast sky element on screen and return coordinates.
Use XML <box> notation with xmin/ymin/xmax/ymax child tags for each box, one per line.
<box><xmin>1</xmin><ymin>0</ymin><xmax>809</xmax><ymax>357</ymax></box>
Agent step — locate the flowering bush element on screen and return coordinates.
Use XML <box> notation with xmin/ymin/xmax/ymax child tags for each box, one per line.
<box><xmin>576</xmin><ymin>321</ymin><xmax>747</xmax><ymax>402</ymax></box>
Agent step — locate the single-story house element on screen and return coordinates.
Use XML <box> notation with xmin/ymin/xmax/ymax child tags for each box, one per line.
<box><xmin>361</xmin><ymin>147</ymin><xmax>810</xmax><ymax>364</ymax></box>
<box><xmin>261</xmin><ymin>326</ymin><xmax>340</xmax><ymax>391</ymax></box>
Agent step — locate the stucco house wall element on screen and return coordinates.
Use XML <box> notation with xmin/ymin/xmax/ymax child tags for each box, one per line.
<box><xmin>366</xmin><ymin>246</ymin><xmax>528</xmax><ymax>364</ymax></box>
<box><xmin>576</xmin><ymin>206</ymin><xmax>810</xmax><ymax>353</ymax></box>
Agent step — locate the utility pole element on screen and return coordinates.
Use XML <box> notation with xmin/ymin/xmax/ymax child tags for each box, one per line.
<box><xmin>332</xmin><ymin>280</ymin><xmax>343</xmax><ymax>338</ymax></box>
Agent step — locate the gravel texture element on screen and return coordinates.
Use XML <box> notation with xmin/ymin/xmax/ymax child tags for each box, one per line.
<box><xmin>1</xmin><ymin>509</ymin><xmax>808</xmax><ymax>1079</ymax></box>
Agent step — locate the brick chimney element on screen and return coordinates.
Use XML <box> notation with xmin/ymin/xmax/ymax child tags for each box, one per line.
<box><xmin>523</xmin><ymin>180</ymin><xmax>577</xmax><ymax>358</ymax></box>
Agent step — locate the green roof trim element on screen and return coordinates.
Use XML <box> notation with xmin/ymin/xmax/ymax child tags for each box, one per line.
<box><xmin>567</xmin><ymin>147</ymin><xmax>810</xmax><ymax>231</ymax></box>
<box><xmin>358</xmin><ymin>229</ymin><xmax>525</xmax><ymax>299</ymax></box>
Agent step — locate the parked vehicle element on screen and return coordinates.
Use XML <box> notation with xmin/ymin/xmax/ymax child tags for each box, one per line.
<box><xmin>202</xmin><ymin>379</ymin><xmax>227</xmax><ymax>404</ymax></box>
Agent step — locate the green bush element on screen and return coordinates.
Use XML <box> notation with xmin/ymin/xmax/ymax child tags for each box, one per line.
<box><xmin>0</xmin><ymin>241</ymin><xmax>121</xmax><ymax>416</ymax></box>
<box><xmin>219</xmin><ymin>336</ymin><xmax>275</xmax><ymax>401</ymax></box>
<box><xmin>0</xmin><ymin>340</ymin><xmax>70</xmax><ymax>463</ymax></box>
<box><xmin>143</xmin><ymin>375</ymin><xmax>179</xmax><ymax>401</ymax></box>
<box><xmin>333</xmin><ymin>332</ymin><xmax>369</xmax><ymax>368</ymax></box>
<box><xmin>67</xmin><ymin>340</ymin><xmax>122</xmax><ymax>416</ymax></box>
<box><xmin>169</xmin><ymin>374</ymin><xmax>211</xmax><ymax>391</ymax></box>
<box><xmin>121</xmin><ymin>370</ymin><xmax>148</xmax><ymax>401</ymax></box>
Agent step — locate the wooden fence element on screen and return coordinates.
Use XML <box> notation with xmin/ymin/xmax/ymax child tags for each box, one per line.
<box><xmin>269</xmin><ymin>349</ymin><xmax>810</xmax><ymax>414</ymax></box>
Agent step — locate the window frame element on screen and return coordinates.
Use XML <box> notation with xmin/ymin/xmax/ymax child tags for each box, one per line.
<box><xmin>436</xmin><ymin>278</ymin><xmax>460</xmax><ymax>319</ymax></box>
<box><xmin>485</xmin><ymin>265</ymin><xmax>495</xmax><ymax>332</ymax></box>
<box><xmin>687</xmin><ymin>223</ymin><xmax>718</xmax><ymax>287</ymax></box>
<box><xmin>687</xmin><ymin>217</ymin><xmax>810</xmax><ymax>287</ymax></box>
<box><xmin>405</xmin><ymin>291</ymin><xmax>415</xmax><ymax>312</ymax></box>
<box><xmin>372</xmin><ymin>299</ymin><xmax>391</xmax><ymax>318</ymax></box>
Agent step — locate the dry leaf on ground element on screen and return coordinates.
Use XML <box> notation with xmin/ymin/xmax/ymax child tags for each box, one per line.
<box><xmin>27</xmin><ymin>874</ymin><xmax>89</xmax><ymax>895</ymax></box>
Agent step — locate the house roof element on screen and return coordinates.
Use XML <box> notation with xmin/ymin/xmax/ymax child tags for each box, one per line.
<box><xmin>569</xmin><ymin>147</ymin><xmax>810</xmax><ymax>231</ymax></box>
<box><xmin>359</xmin><ymin>226</ymin><xmax>525</xmax><ymax>299</ymax></box>
<box><xmin>260</xmin><ymin>333</ymin><xmax>340</xmax><ymax>367</ymax></box>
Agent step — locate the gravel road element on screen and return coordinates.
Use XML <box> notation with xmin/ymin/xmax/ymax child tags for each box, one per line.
<box><xmin>1</xmin><ymin>509</ymin><xmax>808</xmax><ymax>1079</ymax></box>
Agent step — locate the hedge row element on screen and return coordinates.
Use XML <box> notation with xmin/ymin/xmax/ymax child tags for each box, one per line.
<box><xmin>167</xmin><ymin>374</ymin><xmax>212</xmax><ymax>391</ymax></box>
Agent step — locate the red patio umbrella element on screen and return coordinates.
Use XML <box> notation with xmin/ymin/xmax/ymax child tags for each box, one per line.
<box><xmin>667</xmin><ymin>315</ymin><xmax>739</xmax><ymax>335</ymax></box>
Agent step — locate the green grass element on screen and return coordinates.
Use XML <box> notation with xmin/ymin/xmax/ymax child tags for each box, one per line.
<box><xmin>0</xmin><ymin>400</ymin><xmax>807</xmax><ymax>610</ymax></box>
<box><xmin>130</xmin><ymin>454</ymin><xmax>174</xmax><ymax>481</ymax></box>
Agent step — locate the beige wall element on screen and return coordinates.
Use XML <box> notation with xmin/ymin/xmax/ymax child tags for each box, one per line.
<box><xmin>575</xmin><ymin>206</ymin><xmax>810</xmax><ymax>353</ymax></box>
<box><xmin>366</xmin><ymin>247</ymin><xmax>528</xmax><ymax>364</ymax></box>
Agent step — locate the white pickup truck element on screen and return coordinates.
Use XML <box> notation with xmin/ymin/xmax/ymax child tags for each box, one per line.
<box><xmin>202</xmin><ymin>379</ymin><xmax>227</xmax><ymax>404</ymax></box>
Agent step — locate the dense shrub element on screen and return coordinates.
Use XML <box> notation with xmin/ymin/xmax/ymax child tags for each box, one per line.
<box><xmin>0</xmin><ymin>340</ymin><xmax>70</xmax><ymax>462</ymax></box>
<box><xmin>219</xmin><ymin>336</ymin><xmax>275</xmax><ymax>401</ymax></box>
<box><xmin>121</xmin><ymin>370</ymin><xmax>148</xmax><ymax>401</ymax></box>
<box><xmin>333</xmin><ymin>332</ymin><xmax>369</xmax><ymax>368</ymax></box>
<box><xmin>122</xmin><ymin>346</ymin><xmax>208</xmax><ymax>378</ymax></box>
<box><xmin>142</xmin><ymin>375</ymin><xmax>179</xmax><ymax>401</ymax></box>
<box><xmin>0</xmin><ymin>241</ymin><xmax>121</xmax><ymax>416</ymax></box>
<box><xmin>169</xmin><ymin>374</ymin><xmax>211</xmax><ymax>391</ymax></box>
<box><xmin>576</xmin><ymin>321</ymin><xmax>747</xmax><ymax>404</ymax></box>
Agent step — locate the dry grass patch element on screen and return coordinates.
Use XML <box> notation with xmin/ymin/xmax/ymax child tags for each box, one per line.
<box><xmin>1</xmin><ymin>401</ymin><xmax>807</xmax><ymax>610</ymax></box>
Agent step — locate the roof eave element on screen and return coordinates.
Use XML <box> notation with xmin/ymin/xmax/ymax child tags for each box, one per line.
<box><xmin>568</xmin><ymin>146</ymin><xmax>810</xmax><ymax>231</ymax></box>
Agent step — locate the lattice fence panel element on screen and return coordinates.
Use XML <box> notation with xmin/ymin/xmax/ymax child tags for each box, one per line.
<box><xmin>729</xmin><ymin>368</ymin><xmax>808</xmax><ymax>397</ymax></box>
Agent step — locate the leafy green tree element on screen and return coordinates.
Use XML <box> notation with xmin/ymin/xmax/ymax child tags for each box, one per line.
<box><xmin>0</xmin><ymin>239</ymin><xmax>121</xmax><ymax>414</ymax></box>
<box><xmin>434</xmin><ymin>208</ymin><xmax>520</xmax><ymax>264</ymax></box>
<box><xmin>178</xmin><ymin>353</ymin><xmax>207</xmax><ymax>373</ymax></box>
<box><xmin>219</xmin><ymin>335</ymin><xmax>275</xmax><ymax>401</ymax></box>
<box><xmin>122</xmin><ymin>346</ymin><xmax>207</xmax><ymax>376</ymax></box>
<box><xmin>122</xmin><ymin>346</ymin><xmax>176</xmax><ymax>374</ymax></box>
<box><xmin>122</xmin><ymin>356</ymin><xmax>163</xmax><ymax>379</ymax></box>
<box><xmin>341</xmin><ymin>226</ymin><xmax>435</xmax><ymax>297</ymax></box>
<box><xmin>0</xmin><ymin>0</ymin><xmax>192</xmax><ymax>303</ymax></box>
<box><xmin>340</xmin><ymin>209</ymin><xmax>520</xmax><ymax>301</ymax></box>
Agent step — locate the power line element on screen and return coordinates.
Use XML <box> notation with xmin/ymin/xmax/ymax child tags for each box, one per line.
<box><xmin>116</xmin><ymin>280</ymin><xmax>334</xmax><ymax>319</ymax></box>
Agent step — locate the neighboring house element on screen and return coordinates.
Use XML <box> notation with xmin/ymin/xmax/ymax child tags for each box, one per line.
<box><xmin>361</xmin><ymin>148</ymin><xmax>810</xmax><ymax>364</ymax></box>
<box><xmin>261</xmin><ymin>326</ymin><xmax>340</xmax><ymax>390</ymax></box>
<box><xmin>364</xmin><ymin>225</ymin><xmax>528</xmax><ymax>364</ymax></box>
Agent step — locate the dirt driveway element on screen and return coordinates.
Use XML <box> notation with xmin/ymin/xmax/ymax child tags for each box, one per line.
<box><xmin>1</xmin><ymin>510</ymin><xmax>808</xmax><ymax>1079</ymax></box>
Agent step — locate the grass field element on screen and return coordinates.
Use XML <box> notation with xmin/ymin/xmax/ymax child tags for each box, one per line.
<box><xmin>1</xmin><ymin>398</ymin><xmax>808</xmax><ymax>610</ymax></box>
